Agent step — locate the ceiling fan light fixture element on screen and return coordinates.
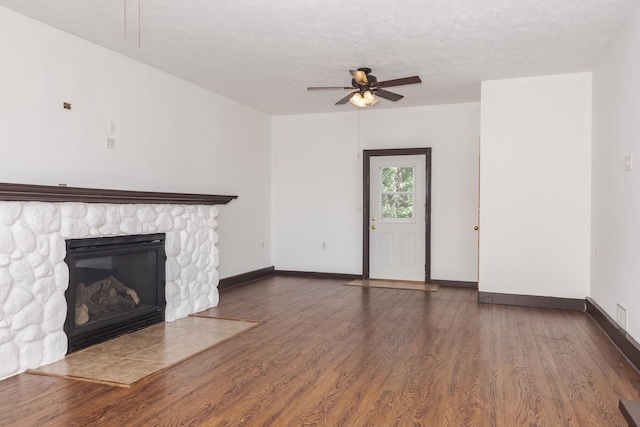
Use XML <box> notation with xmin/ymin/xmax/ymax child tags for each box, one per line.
<box><xmin>350</xmin><ymin>91</ymin><xmax>376</xmax><ymax>108</ymax></box>
<box><xmin>363</xmin><ymin>90</ymin><xmax>375</xmax><ymax>105</ymax></box>
<box><xmin>350</xmin><ymin>92</ymin><xmax>367</xmax><ymax>108</ymax></box>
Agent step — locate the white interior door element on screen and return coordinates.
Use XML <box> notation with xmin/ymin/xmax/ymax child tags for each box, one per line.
<box><xmin>369</xmin><ymin>155</ymin><xmax>426</xmax><ymax>282</ymax></box>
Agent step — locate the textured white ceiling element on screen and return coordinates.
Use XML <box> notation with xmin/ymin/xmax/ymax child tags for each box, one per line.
<box><xmin>0</xmin><ymin>0</ymin><xmax>638</xmax><ymax>115</ymax></box>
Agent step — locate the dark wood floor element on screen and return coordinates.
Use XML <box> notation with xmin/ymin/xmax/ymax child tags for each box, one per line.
<box><xmin>1</xmin><ymin>276</ymin><xmax>639</xmax><ymax>426</ymax></box>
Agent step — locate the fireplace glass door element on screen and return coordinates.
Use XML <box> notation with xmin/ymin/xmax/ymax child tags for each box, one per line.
<box><xmin>64</xmin><ymin>233</ymin><xmax>166</xmax><ymax>353</ymax></box>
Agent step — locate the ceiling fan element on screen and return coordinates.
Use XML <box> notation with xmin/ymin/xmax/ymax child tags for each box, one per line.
<box><xmin>307</xmin><ymin>68</ymin><xmax>422</xmax><ymax>107</ymax></box>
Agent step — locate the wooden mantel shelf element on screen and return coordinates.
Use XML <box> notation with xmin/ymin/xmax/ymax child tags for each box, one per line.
<box><xmin>0</xmin><ymin>182</ymin><xmax>238</xmax><ymax>205</ymax></box>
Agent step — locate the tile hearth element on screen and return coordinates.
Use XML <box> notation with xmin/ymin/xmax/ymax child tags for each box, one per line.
<box><xmin>27</xmin><ymin>316</ymin><xmax>260</xmax><ymax>387</ymax></box>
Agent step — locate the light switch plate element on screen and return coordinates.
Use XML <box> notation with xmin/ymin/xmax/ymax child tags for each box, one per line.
<box><xmin>625</xmin><ymin>154</ymin><xmax>633</xmax><ymax>171</ymax></box>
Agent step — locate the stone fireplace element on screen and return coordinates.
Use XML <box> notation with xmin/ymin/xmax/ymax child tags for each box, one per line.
<box><xmin>64</xmin><ymin>233</ymin><xmax>167</xmax><ymax>353</ymax></box>
<box><xmin>0</xmin><ymin>182</ymin><xmax>237</xmax><ymax>380</ymax></box>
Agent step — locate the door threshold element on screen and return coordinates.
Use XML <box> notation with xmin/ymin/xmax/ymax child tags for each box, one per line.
<box><xmin>368</xmin><ymin>278</ymin><xmax>426</xmax><ymax>284</ymax></box>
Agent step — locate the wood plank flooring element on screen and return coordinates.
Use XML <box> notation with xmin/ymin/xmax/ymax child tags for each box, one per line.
<box><xmin>1</xmin><ymin>276</ymin><xmax>639</xmax><ymax>426</ymax></box>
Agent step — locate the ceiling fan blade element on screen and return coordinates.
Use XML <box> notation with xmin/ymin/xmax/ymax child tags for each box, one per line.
<box><xmin>350</xmin><ymin>70</ymin><xmax>369</xmax><ymax>86</ymax></box>
<box><xmin>336</xmin><ymin>92</ymin><xmax>356</xmax><ymax>105</ymax></box>
<box><xmin>375</xmin><ymin>76</ymin><xmax>422</xmax><ymax>88</ymax></box>
<box><xmin>375</xmin><ymin>89</ymin><xmax>404</xmax><ymax>102</ymax></box>
<box><xmin>307</xmin><ymin>86</ymin><xmax>354</xmax><ymax>90</ymax></box>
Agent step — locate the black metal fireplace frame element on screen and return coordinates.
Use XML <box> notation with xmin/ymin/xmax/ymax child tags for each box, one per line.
<box><xmin>64</xmin><ymin>233</ymin><xmax>166</xmax><ymax>353</ymax></box>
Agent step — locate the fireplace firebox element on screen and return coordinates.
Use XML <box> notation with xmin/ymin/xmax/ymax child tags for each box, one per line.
<box><xmin>64</xmin><ymin>233</ymin><xmax>166</xmax><ymax>353</ymax></box>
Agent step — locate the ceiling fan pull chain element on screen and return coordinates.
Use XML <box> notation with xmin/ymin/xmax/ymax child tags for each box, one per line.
<box><xmin>123</xmin><ymin>0</ymin><xmax>141</xmax><ymax>46</ymax></box>
<box><xmin>357</xmin><ymin>108</ymin><xmax>361</xmax><ymax>158</ymax></box>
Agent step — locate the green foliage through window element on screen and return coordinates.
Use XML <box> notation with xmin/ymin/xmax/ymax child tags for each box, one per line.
<box><xmin>381</xmin><ymin>167</ymin><xmax>414</xmax><ymax>219</ymax></box>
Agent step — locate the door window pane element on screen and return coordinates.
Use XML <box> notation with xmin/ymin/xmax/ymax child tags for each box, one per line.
<box><xmin>381</xmin><ymin>166</ymin><xmax>415</xmax><ymax>221</ymax></box>
<box><xmin>382</xmin><ymin>167</ymin><xmax>414</xmax><ymax>192</ymax></box>
<box><xmin>382</xmin><ymin>194</ymin><xmax>413</xmax><ymax>219</ymax></box>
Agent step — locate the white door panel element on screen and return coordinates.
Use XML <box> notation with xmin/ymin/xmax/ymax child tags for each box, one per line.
<box><xmin>401</xmin><ymin>234</ymin><xmax>415</xmax><ymax>265</ymax></box>
<box><xmin>380</xmin><ymin>233</ymin><xmax>393</xmax><ymax>265</ymax></box>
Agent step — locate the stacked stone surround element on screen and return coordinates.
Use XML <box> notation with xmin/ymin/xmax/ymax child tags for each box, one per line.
<box><xmin>0</xmin><ymin>201</ymin><xmax>220</xmax><ymax>380</ymax></box>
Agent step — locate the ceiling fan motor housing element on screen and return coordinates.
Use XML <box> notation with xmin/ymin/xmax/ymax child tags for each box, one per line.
<box><xmin>352</xmin><ymin>73</ymin><xmax>377</xmax><ymax>91</ymax></box>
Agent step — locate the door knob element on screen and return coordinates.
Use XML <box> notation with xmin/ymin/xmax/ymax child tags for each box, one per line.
<box><xmin>371</xmin><ymin>225</ymin><xmax>376</xmax><ymax>230</ymax></box>
<box><xmin>371</xmin><ymin>216</ymin><xmax>376</xmax><ymax>221</ymax></box>
<box><xmin>474</xmin><ymin>226</ymin><xmax>479</xmax><ymax>231</ymax></box>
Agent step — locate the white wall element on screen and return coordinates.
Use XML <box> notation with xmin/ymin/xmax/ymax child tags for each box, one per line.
<box><xmin>0</xmin><ymin>6</ymin><xmax>272</xmax><ymax>279</ymax></box>
<box><xmin>272</xmin><ymin>103</ymin><xmax>480</xmax><ymax>282</ymax></box>
<box><xmin>479</xmin><ymin>73</ymin><xmax>592</xmax><ymax>298</ymax></box>
<box><xmin>592</xmin><ymin>4</ymin><xmax>640</xmax><ymax>340</ymax></box>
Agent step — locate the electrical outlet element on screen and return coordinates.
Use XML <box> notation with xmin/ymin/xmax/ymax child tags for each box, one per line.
<box><xmin>105</xmin><ymin>137</ymin><xmax>116</xmax><ymax>149</ymax></box>
<box><xmin>625</xmin><ymin>154</ymin><xmax>633</xmax><ymax>172</ymax></box>
<box><xmin>616</xmin><ymin>304</ymin><xmax>628</xmax><ymax>330</ymax></box>
<box><xmin>322</xmin><ymin>242</ymin><xmax>326</xmax><ymax>250</ymax></box>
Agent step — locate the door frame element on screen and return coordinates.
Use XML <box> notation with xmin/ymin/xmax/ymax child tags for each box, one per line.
<box><xmin>362</xmin><ymin>148</ymin><xmax>432</xmax><ymax>281</ymax></box>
